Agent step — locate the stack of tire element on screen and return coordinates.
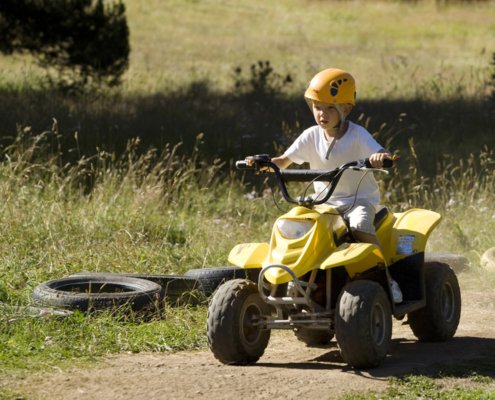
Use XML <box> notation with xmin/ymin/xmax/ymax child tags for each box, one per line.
<box><xmin>31</xmin><ymin>267</ymin><xmax>245</xmax><ymax>314</ymax></box>
<box><xmin>31</xmin><ymin>253</ymin><xmax>471</xmax><ymax>314</ymax></box>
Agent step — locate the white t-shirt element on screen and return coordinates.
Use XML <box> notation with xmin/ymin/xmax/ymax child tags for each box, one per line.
<box><xmin>284</xmin><ymin>122</ymin><xmax>383</xmax><ymax>206</ymax></box>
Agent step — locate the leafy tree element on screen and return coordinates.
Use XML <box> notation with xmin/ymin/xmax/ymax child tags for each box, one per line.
<box><xmin>0</xmin><ymin>0</ymin><xmax>130</xmax><ymax>90</ymax></box>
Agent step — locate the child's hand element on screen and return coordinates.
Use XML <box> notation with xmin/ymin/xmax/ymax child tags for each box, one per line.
<box><xmin>245</xmin><ymin>156</ymin><xmax>273</xmax><ymax>172</ymax></box>
<box><xmin>245</xmin><ymin>156</ymin><xmax>256</xmax><ymax>167</ymax></box>
<box><xmin>368</xmin><ymin>152</ymin><xmax>392</xmax><ymax>168</ymax></box>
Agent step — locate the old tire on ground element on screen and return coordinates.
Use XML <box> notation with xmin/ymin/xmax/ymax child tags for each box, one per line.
<box><xmin>335</xmin><ymin>280</ymin><xmax>392</xmax><ymax>369</ymax></box>
<box><xmin>207</xmin><ymin>279</ymin><xmax>271</xmax><ymax>365</ymax></box>
<box><xmin>72</xmin><ymin>272</ymin><xmax>201</xmax><ymax>305</ymax></box>
<box><xmin>184</xmin><ymin>266</ymin><xmax>246</xmax><ymax>297</ymax></box>
<box><xmin>294</xmin><ymin>328</ymin><xmax>334</xmax><ymax>346</ymax></box>
<box><xmin>408</xmin><ymin>262</ymin><xmax>461</xmax><ymax>341</ymax></box>
<box><xmin>32</xmin><ymin>275</ymin><xmax>161</xmax><ymax>312</ymax></box>
<box><xmin>425</xmin><ymin>253</ymin><xmax>469</xmax><ymax>274</ymax></box>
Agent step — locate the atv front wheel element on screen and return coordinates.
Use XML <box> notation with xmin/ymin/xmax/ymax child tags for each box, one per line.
<box><xmin>207</xmin><ymin>279</ymin><xmax>271</xmax><ymax>365</ymax></box>
<box><xmin>335</xmin><ymin>280</ymin><xmax>392</xmax><ymax>369</ymax></box>
<box><xmin>408</xmin><ymin>262</ymin><xmax>461</xmax><ymax>341</ymax></box>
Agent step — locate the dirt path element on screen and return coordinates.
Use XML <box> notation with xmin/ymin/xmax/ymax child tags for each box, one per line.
<box><xmin>10</xmin><ymin>289</ymin><xmax>495</xmax><ymax>400</ymax></box>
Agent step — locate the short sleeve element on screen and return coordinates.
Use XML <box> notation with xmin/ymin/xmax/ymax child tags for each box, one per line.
<box><xmin>283</xmin><ymin>127</ymin><xmax>316</xmax><ymax>165</ymax></box>
<box><xmin>357</xmin><ymin>127</ymin><xmax>384</xmax><ymax>156</ymax></box>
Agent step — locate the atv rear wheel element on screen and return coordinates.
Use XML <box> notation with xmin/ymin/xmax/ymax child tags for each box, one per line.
<box><xmin>294</xmin><ymin>328</ymin><xmax>334</xmax><ymax>347</ymax></box>
<box><xmin>335</xmin><ymin>280</ymin><xmax>392</xmax><ymax>369</ymax></box>
<box><xmin>408</xmin><ymin>262</ymin><xmax>461</xmax><ymax>341</ymax></box>
<box><xmin>207</xmin><ymin>279</ymin><xmax>271</xmax><ymax>365</ymax></box>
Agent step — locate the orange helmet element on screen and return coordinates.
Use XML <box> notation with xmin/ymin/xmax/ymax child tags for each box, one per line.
<box><xmin>304</xmin><ymin>68</ymin><xmax>356</xmax><ymax>105</ymax></box>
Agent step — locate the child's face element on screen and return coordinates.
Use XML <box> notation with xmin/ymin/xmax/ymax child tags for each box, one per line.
<box><xmin>311</xmin><ymin>101</ymin><xmax>340</xmax><ymax>131</ymax></box>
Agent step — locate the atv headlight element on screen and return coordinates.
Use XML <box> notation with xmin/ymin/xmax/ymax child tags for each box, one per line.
<box><xmin>276</xmin><ymin>219</ymin><xmax>315</xmax><ymax>239</ymax></box>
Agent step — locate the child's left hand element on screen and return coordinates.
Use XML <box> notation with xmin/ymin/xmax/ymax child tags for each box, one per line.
<box><xmin>368</xmin><ymin>152</ymin><xmax>392</xmax><ymax>168</ymax></box>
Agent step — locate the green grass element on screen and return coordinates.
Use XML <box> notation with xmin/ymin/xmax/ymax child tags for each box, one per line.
<box><xmin>0</xmin><ymin>132</ymin><xmax>274</xmax><ymax>297</ymax></box>
<box><xmin>381</xmin><ymin>145</ymin><xmax>495</xmax><ymax>276</ymax></box>
<box><xmin>0</xmin><ymin>306</ymin><xmax>206</xmax><ymax>372</ymax></box>
<box><xmin>0</xmin><ymin>1</ymin><xmax>495</xmax><ymax>398</ymax></box>
<box><xmin>0</xmin><ymin>388</ymin><xmax>28</xmax><ymax>400</ymax></box>
<box><xmin>0</xmin><ymin>130</ymin><xmax>276</xmax><ymax>377</ymax></box>
<box><xmin>5</xmin><ymin>0</ymin><xmax>493</xmax><ymax>98</ymax></box>
<box><xmin>0</xmin><ymin>128</ymin><xmax>493</xmax><ymax>380</ymax></box>
<box><xmin>0</xmin><ymin>126</ymin><xmax>493</xmax><ymax>400</ymax></box>
<box><xmin>339</xmin><ymin>335</ymin><xmax>495</xmax><ymax>398</ymax></box>
<box><xmin>0</xmin><ymin>0</ymin><xmax>494</xmax><ymax>164</ymax></box>
<box><xmin>342</xmin><ymin>374</ymin><xmax>495</xmax><ymax>399</ymax></box>
<box><xmin>112</xmin><ymin>0</ymin><xmax>495</xmax><ymax>98</ymax></box>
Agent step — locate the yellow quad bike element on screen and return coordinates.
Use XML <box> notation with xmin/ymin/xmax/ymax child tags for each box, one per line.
<box><xmin>207</xmin><ymin>155</ymin><xmax>461</xmax><ymax>369</ymax></box>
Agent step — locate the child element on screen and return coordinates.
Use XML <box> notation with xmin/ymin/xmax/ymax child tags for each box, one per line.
<box><xmin>248</xmin><ymin>68</ymin><xmax>391</xmax><ymax>248</ymax></box>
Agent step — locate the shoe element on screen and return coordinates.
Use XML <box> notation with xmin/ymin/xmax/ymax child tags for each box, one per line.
<box><xmin>390</xmin><ymin>279</ymin><xmax>403</xmax><ymax>303</ymax></box>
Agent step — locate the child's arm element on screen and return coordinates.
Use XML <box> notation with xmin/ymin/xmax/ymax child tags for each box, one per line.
<box><xmin>271</xmin><ymin>155</ymin><xmax>292</xmax><ymax>169</ymax></box>
<box><xmin>244</xmin><ymin>155</ymin><xmax>293</xmax><ymax>171</ymax></box>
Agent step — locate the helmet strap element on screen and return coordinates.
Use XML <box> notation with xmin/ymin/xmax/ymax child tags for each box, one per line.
<box><xmin>334</xmin><ymin>104</ymin><xmax>348</xmax><ymax>136</ymax></box>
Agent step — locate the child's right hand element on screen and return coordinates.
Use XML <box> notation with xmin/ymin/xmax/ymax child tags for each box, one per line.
<box><xmin>244</xmin><ymin>156</ymin><xmax>256</xmax><ymax>167</ymax></box>
<box><xmin>244</xmin><ymin>156</ymin><xmax>274</xmax><ymax>172</ymax></box>
<box><xmin>244</xmin><ymin>155</ymin><xmax>292</xmax><ymax>171</ymax></box>
<box><xmin>368</xmin><ymin>152</ymin><xmax>393</xmax><ymax>168</ymax></box>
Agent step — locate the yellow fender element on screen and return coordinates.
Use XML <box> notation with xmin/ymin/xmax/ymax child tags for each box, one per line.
<box><xmin>320</xmin><ymin>242</ymin><xmax>386</xmax><ymax>278</ymax></box>
<box><xmin>386</xmin><ymin>208</ymin><xmax>442</xmax><ymax>263</ymax></box>
<box><xmin>228</xmin><ymin>243</ymin><xmax>269</xmax><ymax>269</ymax></box>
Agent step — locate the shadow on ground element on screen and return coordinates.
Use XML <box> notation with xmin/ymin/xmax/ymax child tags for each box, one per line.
<box><xmin>256</xmin><ymin>336</ymin><xmax>495</xmax><ymax>380</ymax></box>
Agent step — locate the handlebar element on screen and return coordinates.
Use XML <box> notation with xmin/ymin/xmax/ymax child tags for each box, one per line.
<box><xmin>235</xmin><ymin>154</ymin><xmax>272</xmax><ymax>170</ymax></box>
<box><xmin>364</xmin><ymin>158</ymin><xmax>394</xmax><ymax>169</ymax></box>
<box><xmin>235</xmin><ymin>160</ymin><xmax>251</xmax><ymax>169</ymax></box>
<box><xmin>236</xmin><ymin>154</ymin><xmax>395</xmax><ymax>206</ymax></box>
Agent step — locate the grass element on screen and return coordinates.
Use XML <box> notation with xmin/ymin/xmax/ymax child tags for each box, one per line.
<box><xmin>382</xmin><ymin>145</ymin><xmax>495</xmax><ymax>274</ymax></box>
<box><xmin>0</xmin><ymin>127</ymin><xmax>493</xmax><ymax>379</ymax></box>
<box><xmin>0</xmin><ymin>0</ymin><xmax>495</xmax><ymax>398</ymax></box>
<box><xmin>342</xmin><ymin>374</ymin><xmax>495</xmax><ymax>399</ymax></box>
<box><xmin>0</xmin><ymin>1</ymin><xmax>494</xmax><ymax>164</ymax></box>
<box><xmin>5</xmin><ymin>0</ymin><xmax>492</xmax><ymax>98</ymax></box>
<box><xmin>1</xmin><ymin>125</ymin><xmax>494</xmax><ymax>399</ymax></box>
<box><xmin>0</xmin><ymin>306</ymin><xmax>207</xmax><ymax>372</ymax></box>
<box><xmin>0</xmin><ymin>129</ymin><xmax>276</xmax><ymax>378</ymax></box>
<box><xmin>341</xmin><ymin>343</ymin><xmax>495</xmax><ymax>398</ymax></box>
<box><xmin>0</xmin><ymin>131</ymin><xmax>273</xmax><ymax>297</ymax></box>
<box><xmin>0</xmin><ymin>126</ymin><xmax>493</xmax><ymax>400</ymax></box>
<box><xmin>113</xmin><ymin>0</ymin><xmax>495</xmax><ymax>98</ymax></box>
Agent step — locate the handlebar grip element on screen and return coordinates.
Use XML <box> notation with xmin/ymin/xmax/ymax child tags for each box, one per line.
<box><xmin>382</xmin><ymin>158</ymin><xmax>394</xmax><ymax>168</ymax></box>
<box><xmin>235</xmin><ymin>160</ymin><xmax>252</xmax><ymax>170</ymax></box>
<box><xmin>364</xmin><ymin>157</ymin><xmax>394</xmax><ymax>169</ymax></box>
